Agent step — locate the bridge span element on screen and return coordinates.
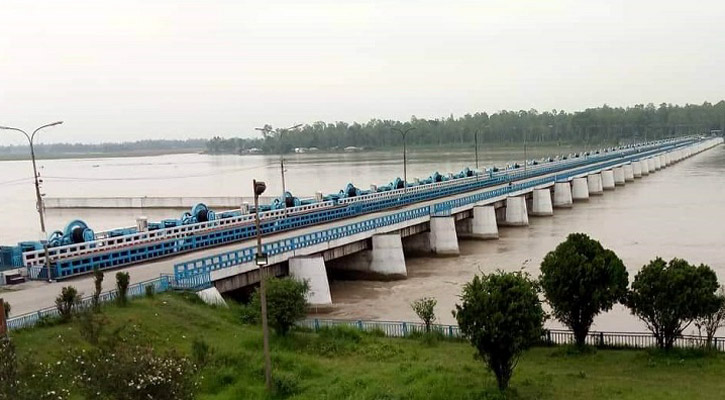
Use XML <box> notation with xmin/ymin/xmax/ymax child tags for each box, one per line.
<box><xmin>1</xmin><ymin>136</ymin><xmax>721</xmax><ymax>315</ymax></box>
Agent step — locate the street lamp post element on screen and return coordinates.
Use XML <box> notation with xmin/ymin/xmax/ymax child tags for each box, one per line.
<box><xmin>391</xmin><ymin>126</ymin><xmax>415</xmax><ymax>192</ymax></box>
<box><xmin>253</xmin><ymin>179</ymin><xmax>272</xmax><ymax>391</ymax></box>
<box><xmin>474</xmin><ymin>128</ymin><xmax>479</xmax><ymax>170</ymax></box>
<box><xmin>0</xmin><ymin>121</ymin><xmax>63</xmax><ymax>282</ymax></box>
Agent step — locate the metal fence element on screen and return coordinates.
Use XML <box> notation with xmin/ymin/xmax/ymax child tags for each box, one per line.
<box><xmin>5</xmin><ymin>272</ymin><xmax>211</xmax><ymax>331</ymax></box>
<box><xmin>299</xmin><ymin>319</ymin><xmax>725</xmax><ymax>351</ymax></box>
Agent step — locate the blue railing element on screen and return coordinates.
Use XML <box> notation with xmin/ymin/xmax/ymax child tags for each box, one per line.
<box><xmin>174</xmin><ymin>140</ymin><xmax>695</xmax><ymax>280</ymax></box>
<box><xmin>5</xmin><ymin>272</ymin><xmax>211</xmax><ymax>331</ymax></box>
<box><xmin>298</xmin><ymin>318</ymin><xmax>725</xmax><ymax>351</ymax></box>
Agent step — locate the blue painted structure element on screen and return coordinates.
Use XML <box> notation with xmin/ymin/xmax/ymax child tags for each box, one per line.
<box><xmin>0</xmin><ymin>138</ymin><xmax>698</xmax><ymax>280</ymax></box>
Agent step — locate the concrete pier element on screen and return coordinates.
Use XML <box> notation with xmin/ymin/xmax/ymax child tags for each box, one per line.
<box><xmin>647</xmin><ymin>158</ymin><xmax>656</xmax><ymax>173</ymax></box>
<box><xmin>632</xmin><ymin>161</ymin><xmax>643</xmax><ymax>178</ymax></box>
<box><xmin>601</xmin><ymin>170</ymin><xmax>616</xmax><ymax>189</ymax></box>
<box><xmin>571</xmin><ymin>178</ymin><xmax>590</xmax><ymax>201</ymax></box>
<box><xmin>504</xmin><ymin>196</ymin><xmax>529</xmax><ymax>225</ymax></box>
<box><xmin>641</xmin><ymin>160</ymin><xmax>650</xmax><ymax>175</ymax></box>
<box><xmin>197</xmin><ymin>286</ymin><xmax>227</xmax><ymax>307</ymax></box>
<box><xmin>623</xmin><ymin>164</ymin><xmax>635</xmax><ymax>182</ymax></box>
<box><xmin>613</xmin><ymin>167</ymin><xmax>626</xmax><ymax>186</ymax></box>
<box><xmin>587</xmin><ymin>174</ymin><xmax>604</xmax><ymax>195</ymax></box>
<box><xmin>531</xmin><ymin>189</ymin><xmax>553</xmax><ymax>216</ymax></box>
<box><xmin>470</xmin><ymin>205</ymin><xmax>499</xmax><ymax>239</ymax></box>
<box><xmin>553</xmin><ymin>182</ymin><xmax>573</xmax><ymax>208</ymax></box>
<box><xmin>663</xmin><ymin>154</ymin><xmax>670</xmax><ymax>166</ymax></box>
<box><xmin>654</xmin><ymin>156</ymin><xmax>662</xmax><ymax>170</ymax></box>
<box><xmin>429</xmin><ymin>216</ymin><xmax>460</xmax><ymax>255</ymax></box>
<box><xmin>289</xmin><ymin>255</ymin><xmax>333</xmax><ymax>306</ymax></box>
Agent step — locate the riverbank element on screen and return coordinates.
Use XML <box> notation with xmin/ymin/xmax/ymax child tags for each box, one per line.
<box><xmin>7</xmin><ymin>293</ymin><xmax>725</xmax><ymax>399</ymax></box>
<box><xmin>0</xmin><ymin>148</ymin><xmax>204</xmax><ymax>161</ymax></box>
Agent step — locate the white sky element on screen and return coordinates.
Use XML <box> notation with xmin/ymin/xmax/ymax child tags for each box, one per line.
<box><xmin>1</xmin><ymin>0</ymin><xmax>724</xmax><ymax>144</ymax></box>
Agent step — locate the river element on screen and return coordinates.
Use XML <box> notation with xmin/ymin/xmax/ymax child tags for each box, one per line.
<box><xmin>1</xmin><ymin>144</ymin><xmax>723</xmax><ymax>332</ymax></box>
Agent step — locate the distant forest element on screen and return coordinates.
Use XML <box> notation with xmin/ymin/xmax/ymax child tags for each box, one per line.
<box><xmin>207</xmin><ymin>102</ymin><xmax>725</xmax><ymax>155</ymax></box>
<box><xmin>0</xmin><ymin>139</ymin><xmax>207</xmax><ymax>158</ymax></box>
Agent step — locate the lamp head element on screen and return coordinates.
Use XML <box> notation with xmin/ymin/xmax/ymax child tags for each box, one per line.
<box><xmin>253</xmin><ymin>180</ymin><xmax>267</xmax><ymax>196</ymax></box>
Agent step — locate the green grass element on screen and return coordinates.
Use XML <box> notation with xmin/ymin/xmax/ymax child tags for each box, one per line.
<box><xmin>10</xmin><ymin>293</ymin><xmax>725</xmax><ymax>399</ymax></box>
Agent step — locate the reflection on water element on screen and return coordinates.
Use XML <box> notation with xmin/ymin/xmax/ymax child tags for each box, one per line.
<box><xmin>1</xmin><ymin>144</ymin><xmax>723</xmax><ymax>331</ymax></box>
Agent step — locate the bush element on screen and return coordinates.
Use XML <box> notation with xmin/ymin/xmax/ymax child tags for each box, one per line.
<box><xmin>78</xmin><ymin>311</ymin><xmax>107</xmax><ymax>345</ymax></box>
<box><xmin>273</xmin><ymin>371</ymin><xmax>301</xmax><ymax>397</ymax></box>
<box><xmin>145</xmin><ymin>284</ymin><xmax>156</xmax><ymax>298</ymax></box>
<box><xmin>55</xmin><ymin>286</ymin><xmax>81</xmax><ymax>322</ymax></box>
<box><xmin>454</xmin><ymin>271</ymin><xmax>545</xmax><ymax>391</ymax></box>
<box><xmin>0</xmin><ymin>337</ymin><xmax>18</xmax><ymax>399</ymax></box>
<box><xmin>116</xmin><ymin>272</ymin><xmax>130</xmax><ymax>306</ymax></box>
<box><xmin>244</xmin><ymin>277</ymin><xmax>310</xmax><ymax>335</ymax></box>
<box><xmin>539</xmin><ymin>233</ymin><xmax>628</xmax><ymax>347</ymax></box>
<box><xmin>71</xmin><ymin>344</ymin><xmax>198</xmax><ymax>400</ymax></box>
<box><xmin>626</xmin><ymin>258</ymin><xmax>720</xmax><ymax>350</ymax></box>
<box><xmin>92</xmin><ymin>267</ymin><xmax>104</xmax><ymax>312</ymax></box>
<box><xmin>411</xmin><ymin>297</ymin><xmax>437</xmax><ymax>333</ymax></box>
<box><xmin>2</xmin><ymin>300</ymin><xmax>9</xmax><ymax>319</ymax></box>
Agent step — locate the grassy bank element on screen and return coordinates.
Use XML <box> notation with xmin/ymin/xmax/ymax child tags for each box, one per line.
<box><xmin>9</xmin><ymin>293</ymin><xmax>725</xmax><ymax>399</ymax></box>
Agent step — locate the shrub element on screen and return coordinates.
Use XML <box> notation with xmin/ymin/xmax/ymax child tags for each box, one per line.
<box><xmin>145</xmin><ymin>284</ymin><xmax>156</xmax><ymax>298</ymax></box>
<box><xmin>71</xmin><ymin>344</ymin><xmax>198</xmax><ymax>400</ymax></box>
<box><xmin>0</xmin><ymin>337</ymin><xmax>19</xmax><ymax>399</ymax></box>
<box><xmin>626</xmin><ymin>258</ymin><xmax>720</xmax><ymax>350</ymax></box>
<box><xmin>273</xmin><ymin>371</ymin><xmax>301</xmax><ymax>397</ymax></box>
<box><xmin>411</xmin><ymin>297</ymin><xmax>437</xmax><ymax>333</ymax></box>
<box><xmin>454</xmin><ymin>271</ymin><xmax>545</xmax><ymax>391</ymax></box>
<box><xmin>539</xmin><ymin>233</ymin><xmax>628</xmax><ymax>347</ymax></box>
<box><xmin>116</xmin><ymin>272</ymin><xmax>130</xmax><ymax>306</ymax></box>
<box><xmin>92</xmin><ymin>266</ymin><xmax>104</xmax><ymax>312</ymax></box>
<box><xmin>55</xmin><ymin>286</ymin><xmax>81</xmax><ymax>322</ymax></box>
<box><xmin>694</xmin><ymin>285</ymin><xmax>725</xmax><ymax>349</ymax></box>
<box><xmin>78</xmin><ymin>311</ymin><xmax>107</xmax><ymax>345</ymax></box>
<box><xmin>245</xmin><ymin>277</ymin><xmax>310</xmax><ymax>335</ymax></box>
<box><xmin>2</xmin><ymin>300</ymin><xmax>9</xmax><ymax>319</ymax></box>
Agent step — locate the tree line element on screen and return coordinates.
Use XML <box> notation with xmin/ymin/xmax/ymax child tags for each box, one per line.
<box><xmin>0</xmin><ymin>139</ymin><xmax>207</xmax><ymax>157</ymax></box>
<box><xmin>207</xmin><ymin>101</ymin><xmax>725</xmax><ymax>154</ymax></box>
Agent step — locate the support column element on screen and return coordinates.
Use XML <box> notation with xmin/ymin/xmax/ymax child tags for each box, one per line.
<box><xmin>641</xmin><ymin>159</ymin><xmax>650</xmax><ymax>175</ymax></box>
<box><xmin>289</xmin><ymin>255</ymin><xmax>333</xmax><ymax>306</ymax></box>
<box><xmin>471</xmin><ymin>205</ymin><xmax>499</xmax><ymax>239</ymax></box>
<box><xmin>531</xmin><ymin>189</ymin><xmax>553</xmax><ymax>216</ymax></box>
<box><xmin>601</xmin><ymin>170</ymin><xmax>616</xmax><ymax>190</ymax></box>
<box><xmin>429</xmin><ymin>216</ymin><xmax>460</xmax><ymax>255</ymax></box>
<box><xmin>553</xmin><ymin>182</ymin><xmax>573</xmax><ymax>208</ymax></box>
<box><xmin>613</xmin><ymin>167</ymin><xmax>626</xmax><ymax>186</ymax></box>
<box><xmin>654</xmin><ymin>156</ymin><xmax>662</xmax><ymax>170</ymax></box>
<box><xmin>197</xmin><ymin>286</ymin><xmax>228</xmax><ymax>307</ymax></box>
<box><xmin>571</xmin><ymin>178</ymin><xmax>589</xmax><ymax>201</ymax></box>
<box><xmin>663</xmin><ymin>154</ymin><xmax>670</xmax><ymax>166</ymax></box>
<box><xmin>632</xmin><ymin>161</ymin><xmax>642</xmax><ymax>178</ymax></box>
<box><xmin>647</xmin><ymin>158</ymin><xmax>656</xmax><ymax>173</ymax></box>
<box><xmin>505</xmin><ymin>196</ymin><xmax>529</xmax><ymax>225</ymax></box>
<box><xmin>623</xmin><ymin>164</ymin><xmax>635</xmax><ymax>182</ymax></box>
<box><xmin>587</xmin><ymin>174</ymin><xmax>604</xmax><ymax>195</ymax></box>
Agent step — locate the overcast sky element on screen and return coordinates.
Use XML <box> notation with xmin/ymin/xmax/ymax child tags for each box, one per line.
<box><xmin>1</xmin><ymin>0</ymin><xmax>724</xmax><ymax>144</ymax></box>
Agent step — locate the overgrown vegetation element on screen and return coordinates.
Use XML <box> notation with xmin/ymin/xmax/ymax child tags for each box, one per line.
<box><xmin>92</xmin><ymin>267</ymin><xmax>104</xmax><ymax>312</ymax></box>
<box><xmin>54</xmin><ymin>286</ymin><xmax>81</xmax><ymax>321</ymax></box>
<box><xmin>241</xmin><ymin>277</ymin><xmax>310</xmax><ymax>336</ymax></box>
<box><xmin>116</xmin><ymin>271</ymin><xmax>130</xmax><ymax>306</ymax></box>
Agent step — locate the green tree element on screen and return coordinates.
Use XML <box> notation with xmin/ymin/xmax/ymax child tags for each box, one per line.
<box><xmin>115</xmin><ymin>272</ymin><xmax>130</xmax><ymax>306</ymax></box>
<box><xmin>244</xmin><ymin>277</ymin><xmax>310</xmax><ymax>336</ymax></box>
<box><xmin>694</xmin><ymin>285</ymin><xmax>725</xmax><ymax>349</ymax></box>
<box><xmin>626</xmin><ymin>258</ymin><xmax>720</xmax><ymax>349</ymax></box>
<box><xmin>454</xmin><ymin>271</ymin><xmax>545</xmax><ymax>391</ymax></box>
<box><xmin>539</xmin><ymin>233</ymin><xmax>628</xmax><ymax>347</ymax></box>
<box><xmin>92</xmin><ymin>267</ymin><xmax>104</xmax><ymax>312</ymax></box>
<box><xmin>411</xmin><ymin>297</ymin><xmax>437</xmax><ymax>333</ymax></box>
<box><xmin>55</xmin><ymin>286</ymin><xmax>81</xmax><ymax>321</ymax></box>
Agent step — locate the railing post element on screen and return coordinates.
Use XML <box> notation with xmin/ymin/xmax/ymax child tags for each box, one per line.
<box><xmin>314</xmin><ymin>318</ymin><xmax>320</xmax><ymax>332</ymax></box>
<box><xmin>448</xmin><ymin>325</ymin><xmax>453</xmax><ymax>338</ymax></box>
<box><xmin>599</xmin><ymin>332</ymin><xmax>604</xmax><ymax>347</ymax></box>
<box><xmin>357</xmin><ymin>320</ymin><xmax>363</xmax><ymax>331</ymax></box>
<box><xmin>547</xmin><ymin>330</ymin><xmax>552</xmax><ymax>345</ymax></box>
<box><xmin>402</xmin><ymin>322</ymin><xmax>408</xmax><ymax>337</ymax></box>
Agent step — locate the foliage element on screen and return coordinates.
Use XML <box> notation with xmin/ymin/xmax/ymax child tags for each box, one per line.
<box><xmin>626</xmin><ymin>258</ymin><xmax>720</xmax><ymax>349</ymax></box>
<box><xmin>454</xmin><ymin>271</ymin><xmax>545</xmax><ymax>391</ymax></box>
<box><xmin>411</xmin><ymin>297</ymin><xmax>437</xmax><ymax>332</ymax></box>
<box><xmin>55</xmin><ymin>286</ymin><xmax>81</xmax><ymax>322</ymax></box>
<box><xmin>192</xmin><ymin>337</ymin><xmax>212</xmax><ymax>367</ymax></box>
<box><xmin>694</xmin><ymin>286</ymin><xmax>725</xmax><ymax>349</ymax></box>
<box><xmin>539</xmin><ymin>233</ymin><xmax>629</xmax><ymax>347</ymax></box>
<box><xmin>244</xmin><ymin>277</ymin><xmax>310</xmax><ymax>336</ymax></box>
<box><xmin>0</xmin><ymin>337</ymin><xmax>18</xmax><ymax>399</ymax></box>
<box><xmin>71</xmin><ymin>344</ymin><xmax>198</xmax><ymax>400</ymax></box>
<box><xmin>116</xmin><ymin>271</ymin><xmax>130</xmax><ymax>306</ymax></box>
<box><xmin>145</xmin><ymin>284</ymin><xmax>156</xmax><ymax>298</ymax></box>
<box><xmin>78</xmin><ymin>310</ymin><xmax>107</xmax><ymax>345</ymax></box>
<box><xmin>207</xmin><ymin>101</ymin><xmax>725</xmax><ymax>154</ymax></box>
<box><xmin>2</xmin><ymin>300</ymin><xmax>9</xmax><ymax>318</ymax></box>
<box><xmin>92</xmin><ymin>266</ymin><xmax>104</xmax><ymax>312</ymax></box>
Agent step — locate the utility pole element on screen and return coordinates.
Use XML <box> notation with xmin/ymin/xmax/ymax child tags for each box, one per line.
<box><xmin>254</xmin><ymin>124</ymin><xmax>302</xmax><ymax>213</ymax></box>
<box><xmin>0</xmin><ymin>121</ymin><xmax>63</xmax><ymax>282</ymax></box>
<box><xmin>391</xmin><ymin>125</ymin><xmax>415</xmax><ymax>192</ymax></box>
<box><xmin>253</xmin><ymin>179</ymin><xmax>272</xmax><ymax>391</ymax></box>
<box><xmin>474</xmin><ymin>128</ymin><xmax>479</xmax><ymax>170</ymax></box>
